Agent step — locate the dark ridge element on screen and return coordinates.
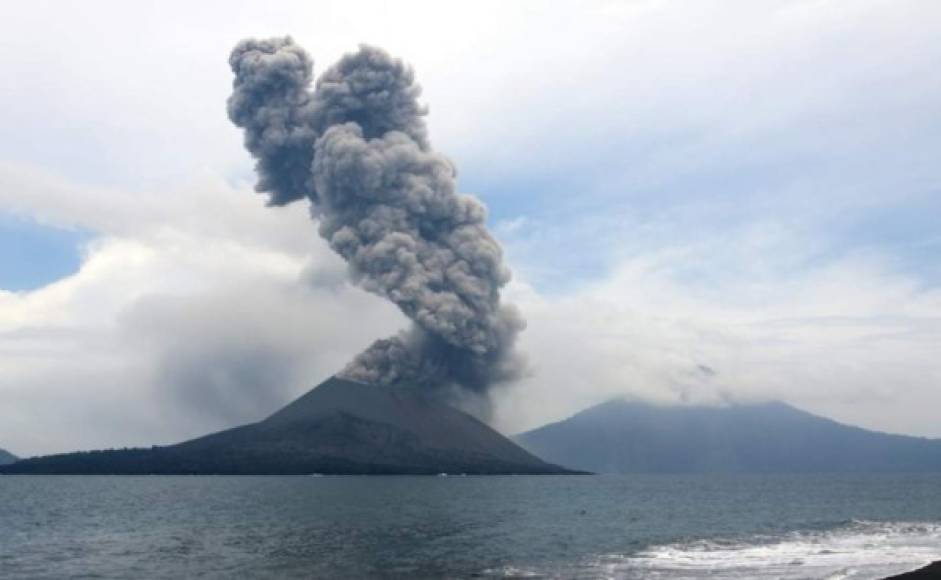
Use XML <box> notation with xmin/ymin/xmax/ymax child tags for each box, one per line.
<box><xmin>883</xmin><ymin>561</ymin><xmax>941</xmax><ymax>579</ymax></box>
<box><xmin>2</xmin><ymin>377</ymin><xmax>582</xmax><ymax>475</ymax></box>
<box><xmin>515</xmin><ymin>399</ymin><xmax>941</xmax><ymax>474</ymax></box>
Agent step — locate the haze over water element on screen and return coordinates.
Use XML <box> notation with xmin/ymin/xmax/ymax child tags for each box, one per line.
<box><xmin>2</xmin><ymin>474</ymin><xmax>940</xmax><ymax>579</ymax></box>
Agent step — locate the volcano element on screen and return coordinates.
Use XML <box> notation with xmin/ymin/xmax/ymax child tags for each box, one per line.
<box><xmin>2</xmin><ymin>377</ymin><xmax>577</xmax><ymax>475</ymax></box>
<box><xmin>516</xmin><ymin>399</ymin><xmax>941</xmax><ymax>473</ymax></box>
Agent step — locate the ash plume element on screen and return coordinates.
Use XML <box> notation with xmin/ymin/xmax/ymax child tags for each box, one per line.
<box><xmin>227</xmin><ymin>37</ymin><xmax>525</xmax><ymax>396</ymax></box>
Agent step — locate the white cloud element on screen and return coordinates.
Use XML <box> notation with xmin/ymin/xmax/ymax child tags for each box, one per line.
<box><xmin>0</xmin><ymin>163</ymin><xmax>405</xmax><ymax>455</ymax></box>
<box><xmin>1</xmin><ymin>0</ymin><xmax>940</xmax><ymax>455</ymax></box>
<box><xmin>493</xmin><ymin>228</ymin><xmax>941</xmax><ymax>439</ymax></box>
<box><xmin>2</xmin><ymin>1</ymin><xmax>937</xmax><ymax>191</ymax></box>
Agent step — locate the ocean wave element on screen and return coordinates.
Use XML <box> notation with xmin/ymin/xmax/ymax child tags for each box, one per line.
<box><xmin>615</xmin><ymin>520</ymin><xmax>941</xmax><ymax>579</ymax></box>
<box><xmin>484</xmin><ymin>520</ymin><xmax>941</xmax><ymax>579</ymax></box>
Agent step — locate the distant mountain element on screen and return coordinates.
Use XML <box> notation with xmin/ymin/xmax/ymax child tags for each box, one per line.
<box><xmin>516</xmin><ymin>400</ymin><xmax>941</xmax><ymax>473</ymax></box>
<box><xmin>0</xmin><ymin>448</ymin><xmax>16</xmax><ymax>465</ymax></box>
<box><xmin>1</xmin><ymin>377</ymin><xmax>577</xmax><ymax>475</ymax></box>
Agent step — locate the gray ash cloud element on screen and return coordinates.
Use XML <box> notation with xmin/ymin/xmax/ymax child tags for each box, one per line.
<box><xmin>228</xmin><ymin>37</ymin><xmax>525</xmax><ymax>395</ymax></box>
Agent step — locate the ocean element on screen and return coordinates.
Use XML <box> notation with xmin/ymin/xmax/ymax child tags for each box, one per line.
<box><xmin>1</xmin><ymin>474</ymin><xmax>939</xmax><ymax>579</ymax></box>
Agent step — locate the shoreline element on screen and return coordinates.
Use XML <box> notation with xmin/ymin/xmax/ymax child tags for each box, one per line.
<box><xmin>885</xmin><ymin>561</ymin><xmax>941</xmax><ymax>579</ymax></box>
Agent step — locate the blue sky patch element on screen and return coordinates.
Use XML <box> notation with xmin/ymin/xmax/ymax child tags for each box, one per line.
<box><xmin>0</xmin><ymin>213</ymin><xmax>91</xmax><ymax>291</ymax></box>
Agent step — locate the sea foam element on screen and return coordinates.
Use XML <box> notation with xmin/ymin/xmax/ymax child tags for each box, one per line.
<box><xmin>617</xmin><ymin>520</ymin><xmax>941</xmax><ymax>579</ymax></box>
<box><xmin>486</xmin><ymin>521</ymin><xmax>941</xmax><ymax>579</ymax></box>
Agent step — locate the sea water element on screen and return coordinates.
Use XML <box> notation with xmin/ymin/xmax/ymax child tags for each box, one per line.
<box><xmin>1</xmin><ymin>474</ymin><xmax>939</xmax><ymax>578</ymax></box>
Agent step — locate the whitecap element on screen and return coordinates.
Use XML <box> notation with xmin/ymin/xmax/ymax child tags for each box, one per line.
<box><xmin>614</xmin><ymin>520</ymin><xmax>941</xmax><ymax>579</ymax></box>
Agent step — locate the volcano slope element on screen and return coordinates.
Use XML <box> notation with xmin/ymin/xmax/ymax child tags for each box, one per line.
<box><xmin>0</xmin><ymin>448</ymin><xmax>16</xmax><ymax>465</ymax></box>
<box><xmin>2</xmin><ymin>377</ymin><xmax>578</xmax><ymax>475</ymax></box>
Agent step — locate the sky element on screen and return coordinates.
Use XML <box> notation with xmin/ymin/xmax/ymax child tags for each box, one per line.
<box><xmin>1</xmin><ymin>0</ymin><xmax>940</xmax><ymax>456</ymax></box>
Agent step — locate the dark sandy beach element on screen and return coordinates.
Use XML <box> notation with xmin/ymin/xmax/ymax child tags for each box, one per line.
<box><xmin>885</xmin><ymin>561</ymin><xmax>941</xmax><ymax>579</ymax></box>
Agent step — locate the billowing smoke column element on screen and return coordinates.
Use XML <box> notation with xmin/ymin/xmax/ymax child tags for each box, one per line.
<box><xmin>227</xmin><ymin>37</ymin><xmax>525</xmax><ymax>396</ymax></box>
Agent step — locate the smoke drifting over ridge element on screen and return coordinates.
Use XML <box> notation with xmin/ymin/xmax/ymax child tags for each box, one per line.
<box><xmin>227</xmin><ymin>37</ymin><xmax>525</xmax><ymax>395</ymax></box>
